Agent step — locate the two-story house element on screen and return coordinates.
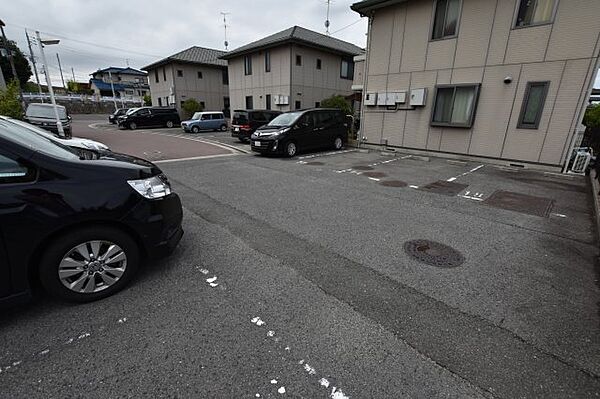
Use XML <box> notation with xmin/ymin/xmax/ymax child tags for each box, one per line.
<box><xmin>142</xmin><ymin>46</ymin><xmax>230</xmax><ymax>116</ymax></box>
<box><xmin>89</xmin><ymin>67</ymin><xmax>149</xmax><ymax>100</ymax></box>
<box><xmin>220</xmin><ymin>26</ymin><xmax>364</xmax><ymax>112</ymax></box>
<box><xmin>352</xmin><ymin>0</ymin><xmax>600</xmax><ymax>170</ymax></box>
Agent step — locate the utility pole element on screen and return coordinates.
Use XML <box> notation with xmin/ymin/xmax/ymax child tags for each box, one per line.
<box><xmin>36</xmin><ymin>31</ymin><xmax>65</xmax><ymax>137</ymax></box>
<box><xmin>107</xmin><ymin>70</ymin><xmax>118</xmax><ymax>111</ymax></box>
<box><xmin>56</xmin><ymin>53</ymin><xmax>66</xmax><ymax>90</ymax></box>
<box><xmin>25</xmin><ymin>29</ymin><xmax>43</xmax><ymax>101</ymax></box>
<box><xmin>0</xmin><ymin>20</ymin><xmax>24</xmax><ymax>106</ymax></box>
<box><xmin>221</xmin><ymin>12</ymin><xmax>230</xmax><ymax>51</ymax></box>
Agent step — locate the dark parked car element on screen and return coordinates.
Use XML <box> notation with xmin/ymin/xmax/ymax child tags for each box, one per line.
<box><xmin>0</xmin><ymin>118</ymin><xmax>183</xmax><ymax>305</ymax></box>
<box><xmin>24</xmin><ymin>103</ymin><xmax>72</xmax><ymax>138</ymax></box>
<box><xmin>118</xmin><ymin>107</ymin><xmax>180</xmax><ymax>130</ymax></box>
<box><xmin>231</xmin><ymin>110</ymin><xmax>281</xmax><ymax>142</ymax></box>
<box><xmin>109</xmin><ymin>108</ymin><xmax>129</xmax><ymax>124</ymax></box>
<box><xmin>250</xmin><ymin>108</ymin><xmax>348</xmax><ymax>157</ymax></box>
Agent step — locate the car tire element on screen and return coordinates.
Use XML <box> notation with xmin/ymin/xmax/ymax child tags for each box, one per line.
<box><xmin>333</xmin><ymin>136</ymin><xmax>344</xmax><ymax>150</ymax></box>
<box><xmin>284</xmin><ymin>141</ymin><xmax>297</xmax><ymax>157</ymax></box>
<box><xmin>220</xmin><ymin>124</ymin><xmax>228</xmax><ymax>132</ymax></box>
<box><xmin>191</xmin><ymin>126</ymin><xmax>200</xmax><ymax>133</ymax></box>
<box><xmin>166</xmin><ymin>120</ymin><xmax>174</xmax><ymax>128</ymax></box>
<box><xmin>39</xmin><ymin>226</ymin><xmax>140</xmax><ymax>303</ymax></box>
<box><xmin>129</xmin><ymin>122</ymin><xmax>137</xmax><ymax>130</ymax></box>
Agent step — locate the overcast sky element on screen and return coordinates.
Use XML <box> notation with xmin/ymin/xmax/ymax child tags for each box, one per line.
<box><xmin>2</xmin><ymin>1</ymin><xmax>598</xmax><ymax>88</ymax></box>
<box><xmin>1</xmin><ymin>0</ymin><xmax>367</xmax><ymax>86</ymax></box>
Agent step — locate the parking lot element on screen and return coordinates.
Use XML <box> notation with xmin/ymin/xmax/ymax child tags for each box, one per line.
<box><xmin>1</xmin><ymin>116</ymin><xmax>599</xmax><ymax>398</ymax></box>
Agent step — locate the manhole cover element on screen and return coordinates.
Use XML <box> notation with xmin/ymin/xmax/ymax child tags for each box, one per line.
<box><xmin>353</xmin><ymin>165</ymin><xmax>374</xmax><ymax>171</ymax></box>
<box><xmin>380</xmin><ymin>180</ymin><xmax>408</xmax><ymax>187</ymax></box>
<box><xmin>420</xmin><ymin>180</ymin><xmax>468</xmax><ymax>196</ymax></box>
<box><xmin>404</xmin><ymin>240</ymin><xmax>465</xmax><ymax>268</ymax></box>
<box><xmin>484</xmin><ymin>190</ymin><xmax>554</xmax><ymax>217</ymax></box>
<box><xmin>363</xmin><ymin>171</ymin><xmax>387</xmax><ymax>178</ymax></box>
<box><xmin>305</xmin><ymin>161</ymin><xmax>325</xmax><ymax>166</ymax></box>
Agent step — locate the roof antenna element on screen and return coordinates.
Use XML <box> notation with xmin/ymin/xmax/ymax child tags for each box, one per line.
<box><xmin>325</xmin><ymin>0</ymin><xmax>331</xmax><ymax>35</ymax></box>
<box><xmin>221</xmin><ymin>12</ymin><xmax>230</xmax><ymax>50</ymax></box>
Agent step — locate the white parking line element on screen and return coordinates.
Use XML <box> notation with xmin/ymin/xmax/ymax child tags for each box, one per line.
<box><xmin>446</xmin><ymin>164</ymin><xmax>485</xmax><ymax>182</ymax></box>
<box><xmin>154</xmin><ymin>153</ymin><xmax>237</xmax><ymax>164</ymax></box>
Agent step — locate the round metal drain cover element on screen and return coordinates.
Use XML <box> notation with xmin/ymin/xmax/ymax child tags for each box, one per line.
<box><xmin>403</xmin><ymin>240</ymin><xmax>464</xmax><ymax>268</ymax></box>
<box><xmin>353</xmin><ymin>165</ymin><xmax>374</xmax><ymax>171</ymax></box>
<box><xmin>363</xmin><ymin>171</ymin><xmax>387</xmax><ymax>178</ymax></box>
<box><xmin>380</xmin><ymin>180</ymin><xmax>407</xmax><ymax>187</ymax></box>
<box><xmin>305</xmin><ymin>161</ymin><xmax>325</xmax><ymax>166</ymax></box>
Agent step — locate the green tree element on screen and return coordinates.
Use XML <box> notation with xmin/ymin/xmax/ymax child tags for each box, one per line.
<box><xmin>66</xmin><ymin>80</ymin><xmax>80</xmax><ymax>93</ymax></box>
<box><xmin>583</xmin><ymin>104</ymin><xmax>600</xmax><ymax>129</ymax></box>
<box><xmin>0</xmin><ymin>80</ymin><xmax>23</xmax><ymax>118</ymax></box>
<box><xmin>181</xmin><ymin>98</ymin><xmax>203</xmax><ymax>118</ymax></box>
<box><xmin>320</xmin><ymin>94</ymin><xmax>352</xmax><ymax>116</ymax></box>
<box><xmin>0</xmin><ymin>40</ymin><xmax>33</xmax><ymax>90</ymax></box>
<box><xmin>143</xmin><ymin>94</ymin><xmax>152</xmax><ymax>106</ymax></box>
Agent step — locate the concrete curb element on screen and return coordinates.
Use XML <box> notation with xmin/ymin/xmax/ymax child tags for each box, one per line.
<box><xmin>589</xmin><ymin>170</ymin><xmax>600</xmax><ymax>246</ymax></box>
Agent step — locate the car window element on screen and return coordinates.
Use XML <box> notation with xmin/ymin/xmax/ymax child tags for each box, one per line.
<box><xmin>26</xmin><ymin>104</ymin><xmax>67</xmax><ymax>119</ymax></box>
<box><xmin>298</xmin><ymin>113</ymin><xmax>316</xmax><ymax>128</ymax></box>
<box><xmin>0</xmin><ymin>152</ymin><xmax>33</xmax><ymax>184</ymax></box>
<box><xmin>212</xmin><ymin>114</ymin><xmax>224</xmax><ymax>120</ymax></box>
<box><xmin>201</xmin><ymin>114</ymin><xmax>210</xmax><ymax>121</ymax></box>
<box><xmin>192</xmin><ymin>112</ymin><xmax>202</xmax><ymax>120</ymax></box>
<box><xmin>266</xmin><ymin>113</ymin><xmax>280</xmax><ymax>122</ymax></box>
<box><xmin>233</xmin><ymin>112</ymin><xmax>249</xmax><ymax>124</ymax></box>
<box><xmin>251</xmin><ymin>112</ymin><xmax>267</xmax><ymax>123</ymax></box>
<box><xmin>267</xmin><ymin>112</ymin><xmax>302</xmax><ymax>127</ymax></box>
<box><xmin>137</xmin><ymin>109</ymin><xmax>151</xmax><ymax>116</ymax></box>
<box><xmin>127</xmin><ymin>108</ymin><xmax>139</xmax><ymax>115</ymax></box>
<box><xmin>0</xmin><ymin>120</ymin><xmax>79</xmax><ymax>161</ymax></box>
<box><xmin>6</xmin><ymin>117</ymin><xmax>60</xmax><ymax>139</ymax></box>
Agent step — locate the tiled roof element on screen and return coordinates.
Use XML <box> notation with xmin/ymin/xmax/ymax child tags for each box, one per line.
<box><xmin>220</xmin><ymin>26</ymin><xmax>364</xmax><ymax>59</ymax></box>
<box><xmin>92</xmin><ymin>67</ymin><xmax>147</xmax><ymax>76</ymax></box>
<box><xmin>142</xmin><ymin>46</ymin><xmax>228</xmax><ymax>71</ymax></box>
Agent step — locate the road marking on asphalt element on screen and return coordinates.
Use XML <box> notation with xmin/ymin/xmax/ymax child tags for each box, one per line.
<box><xmin>278</xmin><ymin>387</ymin><xmax>286</xmax><ymax>394</ymax></box>
<box><xmin>409</xmin><ymin>185</ymin><xmax>419</xmax><ymax>189</ymax></box>
<box><xmin>447</xmin><ymin>164</ymin><xmax>485</xmax><ymax>182</ymax></box>
<box><xmin>551</xmin><ymin>213</ymin><xmax>567</xmax><ymax>218</ymax></box>
<box><xmin>154</xmin><ymin>153</ymin><xmax>237</xmax><ymax>164</ymax></box>
<box><xmin>368</xmin><ymin>177</ymin><xmax>380</xmax><ymax>182</ymax></box>
<box><xmin>297</xmin><ymin>149</ymin><xmax>355</xmax><ymax>161</ymax></box>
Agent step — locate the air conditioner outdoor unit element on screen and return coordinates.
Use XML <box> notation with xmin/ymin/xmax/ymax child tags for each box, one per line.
<box><xmin>364</xmin><ymin>92</ymin><xmax>377</xmax><ymax>106</ymax></box>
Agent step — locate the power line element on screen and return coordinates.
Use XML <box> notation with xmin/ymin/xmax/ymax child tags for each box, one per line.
<box><xmin>330</xmin><ymin>18</ymin><xmax>363</xmax><ymax>35</ymax></box>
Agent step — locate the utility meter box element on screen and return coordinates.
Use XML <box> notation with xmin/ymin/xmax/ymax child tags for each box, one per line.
<box><xmin>391</xmin><ymin>91</ymin><xmax>407</xmax><ymax>104</ymax></box>
<box><xmin>364</xmin><ymin>92</ymin><xmax>377</xmax><ymax>106</ymax></box>
<box><xmin>410</xmin><ymin>88</ymin><xmax>427</xmax><ymax>107</ymax></box>
<box><xmin>377</xmin><ymin>92</ymin><xmax>390</xmax><ymax>106</ymax></box>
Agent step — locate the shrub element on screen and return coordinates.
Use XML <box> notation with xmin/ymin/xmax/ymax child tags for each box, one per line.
<box><xmin>0</xmin><ymin>80</ymin><xmax>23</xmax><ymax>119</ymax></box>
<box><xmin>320</xmin><ymin>95</ymin><xmax>352</xmax><ymax>116</ymax></box>
<box><xmin>181</xmin><ymin>98</ymin><xmax>203</xmax><ymax>118</ymax></box>
<box><xmin>143</xmin><ymin>94</ymin><xmax>152</xmax><ymax>106</ymax></box>
<box><xmin>583</xmin><ymin>104</ymin><xmax>600</xmax><ymax>129</ymax></box>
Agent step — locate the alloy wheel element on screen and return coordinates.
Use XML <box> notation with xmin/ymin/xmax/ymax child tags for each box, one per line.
<box><xmin>286</xmin><ymin>142</ymin><xmax>297</xmax><ymax>157</ymax></box>
<box><xmin>129</xmin><ymin>122</ymin><xmax>137</xmax><ymax>130</ymax></box>
<box><xmin>58</xmin><ymin>241</ymin><xmax>128</xmax><ymax>294</ymax></box>
<box><xmin>334</xmin><ymin>137</ymin><xmax>343</xmax><ymax>150</ymax></box>
<box><xmin>166</xmin><ymin>121</ymin><xmax>174</xmax><ymax>128</ymax></box>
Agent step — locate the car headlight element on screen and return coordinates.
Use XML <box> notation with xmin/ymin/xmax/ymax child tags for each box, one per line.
<box><xmin>127</xmin><ymin>175</ymin><xmax>172</xmax><ymax>199</ymax></box>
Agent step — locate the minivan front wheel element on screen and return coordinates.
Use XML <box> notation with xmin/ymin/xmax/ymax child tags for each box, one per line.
<box><xmin>333</xmin><ymin>136</ymin><xmax>344</xmax><ymax>150</ymax></box>
<box><xmin>166</xmin><ymin>120</ymin><xmax>174</xmax><ymax>128</ymax></box>
<box><xmin>39</xmin><ymin>226</ymin><xmax>140</xmax><ymax>302</ymax></box>
<box><xmin>129</xmin><ymin>122</ymin><xmax>137</xmax><ymax>130</ymax></box>
<box><xmin>285</xmin><ymin>141</ymin><xmax>297</xmax><ymax>157</ymax></box>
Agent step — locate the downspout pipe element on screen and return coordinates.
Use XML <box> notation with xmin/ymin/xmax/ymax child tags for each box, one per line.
<box><xmin>358</xmin><ymin>13</ymin><xmax>374</xmax><ymax>148</ymax></box>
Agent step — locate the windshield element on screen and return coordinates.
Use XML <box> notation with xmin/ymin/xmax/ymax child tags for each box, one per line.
<box><xmin>126</xmin><ymin>108</ymin><xmax>140</xmax><ymax>115</ymax></box>
<box><xmin>26</xmin><ymin>104</ymin><xmax>67</xmax><ymax>119</ymax></box>
<box><xmin>192</xmin><ymin>112</ymin><xmax>203</xmax><ymax>120</ymax></box>
<box><xmin>232</xmin><ymin>111</ymin><xmax>248</xmax><ymax>125</ymax></box>
<box><xmin>267</xmin><ymin>112</ymin><xmax>303</xmax><ymax>127</ymax></box>
<box><xmin>0</xmin><ymin>119</ymin><xmax>80</xmax><ymax>161</ymax></box>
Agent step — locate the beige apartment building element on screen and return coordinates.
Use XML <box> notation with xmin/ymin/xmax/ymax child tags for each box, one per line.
<box><xmin>220</xmin><ymin>26</ymin><xmax>364</xmax><ymax>112</ymax></box>
<box><xmin>352</xmin><ymin>0</ymin><xmax>600</xmax><ymax>169</ymax></box>
<box><xmin>142</xmin><ymin>47</ymin><xmax>230</xmax><ymax>116</ymax></box>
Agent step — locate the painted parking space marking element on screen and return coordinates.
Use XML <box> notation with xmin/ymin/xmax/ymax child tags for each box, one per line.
<box><xmin>446</xmin><ymin>164</ymin><xmax>485</xmax><ymax>182</ymax></box>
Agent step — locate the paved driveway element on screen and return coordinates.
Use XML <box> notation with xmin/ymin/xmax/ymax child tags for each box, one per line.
<box><xmin>1</xmin><ymin>146</ymin><xmax>598</xmax><ymax>398</ymax></box>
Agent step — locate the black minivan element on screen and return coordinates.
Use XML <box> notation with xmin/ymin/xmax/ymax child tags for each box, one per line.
<box><xmin>0</xmin><ymin>119</ymin><xmax>183</xmax><ymax>306</ymax></box>
<box><xmin>250</xmin><ymin>108</ymin><xmax>348</xmax><ymax>157</ymax></box>
<box><xmin>118</xmin><ymin>107</ymin><xmax>181</xmax><ymax>130</ymax></box>
<box><xmin>231</xmin><ymin>110</ymin><xmax>281</xmax><ymax>142</ymax></box>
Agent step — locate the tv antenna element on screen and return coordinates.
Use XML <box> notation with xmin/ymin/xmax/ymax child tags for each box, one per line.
<box><xmin>325</xmin><ymin>0</ymin><xmax>331</xmax><ymax>35</ymax></box>
<box><xmin>221</xmin><ymin>12</ymin><xmax>230</xmax><ymax>50</ymax></box>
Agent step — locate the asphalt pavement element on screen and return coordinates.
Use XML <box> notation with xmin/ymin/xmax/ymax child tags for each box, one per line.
<box><xmin>1</xmin><ymin>116</ymin><xmax>599</xmax><ymax>398</ymax></box>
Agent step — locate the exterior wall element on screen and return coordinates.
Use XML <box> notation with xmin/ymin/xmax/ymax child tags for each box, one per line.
<box><xmin>290</xmin><ymin>44</ymin><xmax>355</xmax><ymax>110</ymax></box>
<box><xmin>227</xmin><ymin>44</ymin><xmax>357</xmax><ymax>111</ymax></box>
<box><xmin>228</xmin><ymin>45</ymin><xmax>291</xmax><ymax>112</ymax></box>
<box><xmin>361</xmin><ymin>0</ymin><xmax>600</xmax><ymax>167</ymax></box>
<box><xmin>147</xmin><ymin>63</ymin><xmax>229</xmax><ymax>116</ymax></box>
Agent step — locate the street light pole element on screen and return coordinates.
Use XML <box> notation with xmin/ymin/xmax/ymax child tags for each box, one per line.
<box><xmin>56</xmin><ymin>53</ymin><xmax>66</xmax><ymax>90</ymax></box>
<box><xmin>35</xmin><ymin>30</ymin><xmax>65</xmax><ymax>137</ymax></box>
